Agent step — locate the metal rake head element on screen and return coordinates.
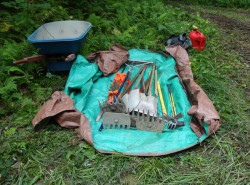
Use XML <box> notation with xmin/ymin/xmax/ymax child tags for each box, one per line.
<box><xmin>162</xmin><ymin>113</ymin><xmax>183</xmax><ymax>130</ymax></box>
<box><xmin>134</xmin><ymin>110</ymin><xmax>164</xmax><ymax>133</ymax></box>
<box><xmin>167</xmin><ymin>119</ymin><xmax>178</xmax><ymax>130</ymax></box>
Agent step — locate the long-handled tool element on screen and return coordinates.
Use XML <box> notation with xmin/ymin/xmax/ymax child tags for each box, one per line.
<box><xmin>166</xmin><ymin>84</ymin><xmax>184</xmax><ymax>129</ymax></box>
<box><xmin>132</xmin><ymin>65</ymin><xmax>158</xmax><ymax>116</ymax></box>
<box><xmin>120</xmin><ymin>65</ymin><xmax>146</xmax><ymax>98</ymax></box>
<box><xmin>113</xmin><ymin>62</ymin><xmax>135</xmax><ymax>103</ymax></box>
<box><xmin>167</xmin><ymin>84</ymin><xmax>177</xmax><ymax>116</ymax></box>
<box><xmin>157</xmin><ymin>81</ymin><xmax>184</xmax><ymax>130</ymax></box>
<box><xmin>121</xmin><ymin>65</ymin><xmax>147</xmax><ymax>112</ymax></box>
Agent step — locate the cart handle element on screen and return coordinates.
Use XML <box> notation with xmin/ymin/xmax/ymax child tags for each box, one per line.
<box><xmin>13</xmin><ymin>55</ymin><xmax>46</xmax><ymax>64</ymax></box>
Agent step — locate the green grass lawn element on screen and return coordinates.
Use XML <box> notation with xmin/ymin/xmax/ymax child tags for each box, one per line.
<box><xmin>1</xmin><ymin>0</ymin><xmax>249</xmax><ymax>184</ymax></box>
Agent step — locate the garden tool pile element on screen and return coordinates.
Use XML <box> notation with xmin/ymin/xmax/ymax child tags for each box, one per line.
<box><xmin>96</xmin><ymin>61</ymin><xmax>184</xmax><ymax>133</ymax></box>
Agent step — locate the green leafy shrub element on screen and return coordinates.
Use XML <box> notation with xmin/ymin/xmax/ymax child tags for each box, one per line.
<box><xmin>177</xmin><ymin>0</ymin><xmax>250</xmax><ymax>9</ymax></box>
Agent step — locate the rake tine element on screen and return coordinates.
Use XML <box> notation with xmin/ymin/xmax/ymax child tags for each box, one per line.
<box><xmin>168</xmin><ymin>122</ymin><xmax>171</xmax><ymax>129</ymax></box>
<box><xmin>147</xmin><ymin>110</ymin><xmax>150</xmax><ymax>122</ymax></box>
<box><xmin>167</xmin><ymin>121</ymin><xmax>174</xmax><ymax>130</ymax></box>
<box><xmin>172</xmin><ymin>124</ymin><xmax>176</xmax><ymax>130</ymax></box>
<box><xmin>137</xmin><ymin>109</ymin><xmax>140</xmax><ymax>120</ymax></box>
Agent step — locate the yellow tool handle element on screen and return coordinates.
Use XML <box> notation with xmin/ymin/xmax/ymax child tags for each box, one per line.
<box><xmin>157</xmin><ymin>81</ymin><xmax>167</xmax><ymax>115</ymax></box>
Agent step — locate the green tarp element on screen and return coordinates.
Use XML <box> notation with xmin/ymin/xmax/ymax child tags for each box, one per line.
<box><xmin>64</xmin><ymin>49</ymin><xmax>209</xmax><ymax>155</ymax></box>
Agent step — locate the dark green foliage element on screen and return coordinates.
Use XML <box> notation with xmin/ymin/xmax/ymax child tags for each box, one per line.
<box><xmin>176</xmin><ymin>0</ymin><xmax>250</xmax><ymax>9</ymax></box>
<box><xmin>0</xmin><ymin>0</ymin><xmax>72</xmax><ymax>117</ymax></box>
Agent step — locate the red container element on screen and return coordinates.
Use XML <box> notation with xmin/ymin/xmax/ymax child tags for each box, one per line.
<box><xmin>189</xmin><ymin>29</ymin><xmax>206</xmax><ymax>50</ymax></box>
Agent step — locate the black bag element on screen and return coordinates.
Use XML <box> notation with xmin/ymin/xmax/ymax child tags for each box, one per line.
<box><xmin>164</xmin><ymin>33</ymin><xmax>192</xmax><ymax>50</ymax></box>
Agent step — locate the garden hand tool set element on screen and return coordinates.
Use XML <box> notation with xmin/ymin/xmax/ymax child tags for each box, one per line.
<box><xmin>96</xmin><ymin>61</ymin><xmax>185</xmax><ymax>132</ymax></box>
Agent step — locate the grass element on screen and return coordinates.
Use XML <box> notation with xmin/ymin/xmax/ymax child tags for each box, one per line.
<box><xmin>187</xmin><ymin>4</ymin><xmax>250</xmax><ymax>24</ymax></box>
<box><xmin>1</xmin><ymin>0</ymin><xmax>250</xmax><ymax>184</ymax></box>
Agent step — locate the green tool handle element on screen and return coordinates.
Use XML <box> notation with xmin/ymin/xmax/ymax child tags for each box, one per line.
<box><xmin>167</xmin><ymin>84</ymin><xmax>176</xmax><ymax>116</ymax></box>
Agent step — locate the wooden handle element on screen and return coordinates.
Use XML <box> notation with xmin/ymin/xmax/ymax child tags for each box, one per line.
<box><xmin>134</xmin><ymin>66</ymin><xmax>147</xmax><ymax>89</ymax></box>
<box><xmin>147</xmin><ymin>66</ymin><xmax>154</xmax><ymax>96</ymax></box>
<box><xmin>13</xmin><ymin>55</ymin><xmax>46</xmax><ymax>64</ymax></box>
<box><xmin>155</xmin><ymin>69</ymin><xmax>158</xmax><ymax>96</ymax></box>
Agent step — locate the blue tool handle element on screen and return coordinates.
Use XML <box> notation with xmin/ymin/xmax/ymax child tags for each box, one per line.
<box><xmin>99</xmin><ymin>123</ymin><xmax>104</xmax><ymax>131</ymax></box>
